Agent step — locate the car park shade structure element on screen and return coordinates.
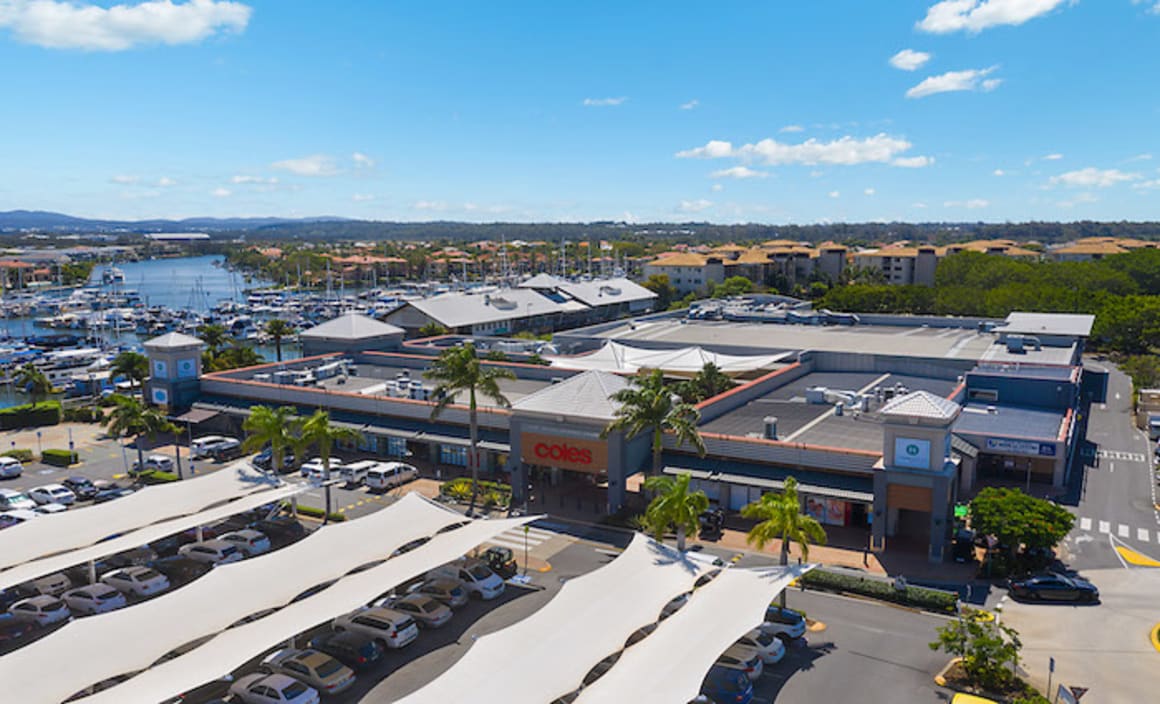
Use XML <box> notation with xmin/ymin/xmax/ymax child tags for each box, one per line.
<box><xmin>0</xmin><ymin>482</ymin><xmax>306</xmax><ymax>593</ymax></box>
<box><xmin>0</xmin><ymin>493</ymin><xmax>467</xmax><ymax>703</ymax></box>
<box><xmin>0</xmin><ymin>461</ymin><xmax>280</xmax><ymax>573</ymax></box>
<box><xmin>575</xmin><ymin>564</ymin><xmax>809</xmax><ymax>704</ymax></box>
<box><xmin>71</xmin><ymin>514</ymin><xmax>538</xmax><ymax>704</ymax></box>
<box><xmin>545</xmin><ymin>340</ymin><xmax>792</xmax><ymax>377</ymax></box>
<box><xmin>394</xmin><ymin>534</ymin><xmax>717</xmax><ymax>704</ymax></box>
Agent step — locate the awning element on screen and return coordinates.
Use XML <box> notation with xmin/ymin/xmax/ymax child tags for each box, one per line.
<box><xmin>418</xmin><ymin>431</ymin><xmax>511</xmax><ymax>454</ymax></box>
<box><xmin>664</xmin><ymin>466</ymin><xmax>874</xmax><ymax>503</ymax></box>
<box><xmin>72</xmin><ymin>515</ymin><xmax>538</xmax><ymax>704</ymax></box>
<box><xmin>395</xmin><ymin>534</ymin><xmax>716</xmax><ymax>704</ymax></box>
<box><xmin>1</xmin><ymin>494</ymin><xmax>467</xmax><ymax>704</ymax></box>
<box><xmin>951</xmin><ymin>434</ymin><xmax>979</xmax><ymax>459</ymax></box>
<box><xmin>171</xmin><ymin>408</ymin><xmax>220</xmax><ymax>424</ymax></box>
<box><xmin>0</xmin><ymin>483</ymin><xmax>305</xmax><ymax>594</ymax></box>
<box><xmin>575</xmin><ymin>565</ymin><xmax>809</xmax><ymax>704</ymax></box>
<box><xmin>0</xmin><ymin>462</ymin><xmax>280</xmax><ymax>573</ymax></box>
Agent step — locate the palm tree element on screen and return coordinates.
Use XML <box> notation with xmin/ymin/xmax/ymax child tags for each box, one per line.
<box><xmin>299</xmin><ymin>410</ymin><xmax>362</xmax><ymax>524</ymax></box>
<box><xmin>640</xmin><ymin>473</ymin><xmax>709</xmax><ymax>551</ymax></box>
<box><xmin>677</xmin><ymin>362</ymin><xmax>737</xmax><ymax>403</ymax></box>
<box><xmin>14</xmin><ymin>363</ymin><xmax>53</xmax><ymax>405</ymax></box>
<box><xmin>742</xmin><ymin>476</ymin><xmax>827</xmax><ymax>608</ymax></box>
<box><xmin>209</xmin><ymin>345</ymin><xmax>265</xmax><ymax>372</ymax></box>
<box><xmin>110</xmin><ymin>351</ymin><xmax>149</xmax><ymax>390</ymax></box>
<box><xmin>603</xmin><ymin>369</ymin><xmax>706</xmax><ymax>480</ymax></box>
<box><xmin>425</xmin><ymin>342</ymin><xmax>515</xmax><ymax>515</ymax></box>
<box><xmin>264</xmin><ymin>319</ymin><xmax>294</xmax><ymax>362</ymax></box>
<box><xmin>242</xmin><ymin>405</ymin><xmax>297</xmax><ymax>474</ymax></box>
<box><xmin>103</xmin><ymin>394</ymin><xmax>177</xmax><ymax>476</ymax></box>
<box><xmin>195</xmin><ymin>324</ymin><xmax>232</xmax><ymax>354</ymax></box>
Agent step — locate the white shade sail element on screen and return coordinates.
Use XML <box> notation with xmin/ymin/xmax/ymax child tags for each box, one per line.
<box><xmin>0</xmin><ymin>462</ymin><xmax>279</xmax><ymax>573</ymax></box>
<box><xmin>546</xmin><ymin>340</ymin><xmax>790</xmax><ymax>377</ymax></box>
<box><xmin>395</xmin><ymin>533</ymin><xmax>715</xmax><ymax>704</ymax></box>
<box><xmin>575</xmin><ymin>564</ymin><xmax>810</xmax><ymax>704</ymax></box>
<box><xmin>74</xmin><ymin>514</ymin><xmax>538</xmax><ymax>704</ymax></box>
<box><xmin>0</xmin><ymin>493</ymin><xmax>466</xmax><ymax>704</ymax></box>
<box><xmin>0</xmin><ymin>482</ymin><xmax>306</xmax><ymax>594</ymax></box>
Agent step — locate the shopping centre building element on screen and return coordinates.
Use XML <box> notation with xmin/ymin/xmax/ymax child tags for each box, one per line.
<box><xmin>147</xmin><ymin>308</ymin><xmax>1103</xmax><ymax>563</ymax></box>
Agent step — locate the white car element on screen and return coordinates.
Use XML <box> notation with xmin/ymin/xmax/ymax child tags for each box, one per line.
<box><xmin>716</xmin><ymin>643</ymin><xmax>764</xmax><ymax>681</ymax></box>
<box><xmin>219</xmin><ymin>529</ymin><xmax>272</xmax><ymax>557</ymax></box>
<box><xmin>228</xmin><ymin>672</ymin><xmax>321</xmax><ymax>704</ymax></box>
<box><xmin>63</xmin><ymin>584</ymin><xmax>128</xmax><ymax>615</ymax></box>
<box><xmin>28</xmin><ymin>484</ymin><xmax>77</xmax><ymax>506</ymax></box>
<box><xmin>735</xmin><ymin>628</ymin><xmax>786</xmax><ymax>665</ymax></box>
<box><xmin>8</xmin><ymin>595</ymin><xmax>71</xmax><ymax>626</ymax></box>
<box><xmin>760</xmin><ymin>606</ymin><xmax>807</xmax><ymax>641</ymax></box>
<box><xmin>178</xmin><ymin>539</ymin><xmax>244</xmax><ymax>565</ymax></box>
<box><xmin>427</xmin><ymin>559</ymin><xmax>505</xmax><ymax>600</ymax></box>
<box><xmin>332</xmin><ymin>607</ymin><xmax>420</xmax><ymax>649</ymax></box>
<box><xmin>190</xmin><ymin>436</ymin><xmax>232</xmax><ymax>459</ymax></box>
<box><xmin>300</xmin><ymin>458</ymin><xmax>342</xmax><ymax>481</ymax></box>
<box><xmin>132</xmin><ymin>455</ymin><xmax>174</xmax><ymax>473</ymax></box>
<box><xmin>34</xmin><ymin>502</ymin><xmax>69</xmax><ymax>515</ymax></box>
<box><xmin>365</xmin><ymin>462</ymin><xmax>418</xmax><ymax>491</ymax></box>
<box><xmin>0</xmin><ymin>456</ymin><xmax>23</xmax><ymax>478</ymax></box>
<box><xmin>0</xmin><ymin>489</ymin><xmax>36</xmax><ymax>511</ymax></box>
<box><xmin>101</xmin><ymin>566</ymin><xmax>172</xmax><ymax>597</ymax></box>
<box><xmin>0</xmin><ymin>509</ymin><xmax>40</xmax><ymax>528</ymax></box>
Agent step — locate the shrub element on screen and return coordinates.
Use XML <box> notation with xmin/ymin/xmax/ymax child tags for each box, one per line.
<box><xmin>0</xmin><ymin>401</ymin><xmax>62</xmax><ymax>430</ymax></box>
<box><xmin>41</xmin><ymin>449</ymin><xmax>78</xmax><ymax>467</ymax></box>
<box><xmin>136</xmin><ymin>469</ymin><xmax>178</xmax><ymax>484</ymax></box>
<box><xmin>64</xmin><ymin>406</ymin><xmax>104</xmax><ymax>423</ymax></box>
<box><xmin>2</xmin><ymin>448</ymin><xmax>33</xmax><ymax>462</ymax></box>
<box><xmin>800</xmin><ymin>569</ymin><xmax>957</xmax><ymax>613</ymax></box>
<box><xmin>294</xmin><ymin>505</ymin><xmax>347</xmax><ymax>522</ymax></box>
<box><xmin>439</xmin><ymin>477</ymin><xmax>512</xmax><ymax>501</ymax></box>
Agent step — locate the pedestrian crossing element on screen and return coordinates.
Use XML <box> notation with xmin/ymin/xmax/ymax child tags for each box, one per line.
<box><xmin>1076</xmin><ymin>516</ymin><xmax>1160</xmax><ymax>544</ymax></box>
<box><xmin>484</xmin><ymin>526</ymin><xmax>556</xmax><ymax>552</ymax></box>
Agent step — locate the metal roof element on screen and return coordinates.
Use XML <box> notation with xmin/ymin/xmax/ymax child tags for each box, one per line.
<box><xmin>557</xmin><ymin>278</ymin><xmax>657</xmax><ymax>307</ymax></box>
<box><xmin>299</xmin><ymin>311</ymin><xmax>404</xmax><ymax>340</ymax></box>
<box><xmin>143</xmin><ymin>331</ymin><xmax>204</xmax><ymax>349</ymax></box>
<box><xmin>999</xmin><ymin>312</ymin><xmax>1094</xmax><ymax>338</ymax></box>
<box><xmin>879</xmin><ymin>390</ymin><xmax>961</xmax><ymax>421</ymax></box>
<box><xmin>953</xmin><ymin>403</ymin><xmax>1065</xmax><ymax>443</ymax></box>
<box><xmin>512</xmin><ymin>369</ymin><xmax>629</xmax><ymax>421</ymax></box>
<box><xmin>664</xmin><ymin>466</ymin><xmax>874</xmax><ymax>503</ymax></box>
<box><xmin>404</xmin><ymin>287</ymin><xmax>586</xmax><ymax>329</ymax></box>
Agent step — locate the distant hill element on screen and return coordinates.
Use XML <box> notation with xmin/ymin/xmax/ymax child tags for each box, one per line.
<box><xmin>0</xmin><ymin>210</ymin><xmax>349</xmax><ymax>233</ymax></box>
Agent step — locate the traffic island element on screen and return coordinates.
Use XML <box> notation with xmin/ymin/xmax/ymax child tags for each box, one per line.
<box><xmin>1151</xmin><ymin>623</ymin><xmax>1160</xmax><ymax>653</ymax></box>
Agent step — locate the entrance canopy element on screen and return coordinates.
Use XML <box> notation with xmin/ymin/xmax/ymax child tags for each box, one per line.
<box><xmin>396</xmin><ymin>534</ymin><xmax>716</xmax><ymax>704</ymax></box>
<box><xmin>0</xmin><ymin>462</ymin><xmax>280</xmax><ymax>573</ymax></box>
<box><xmin>1</xmin><ymin>494</ymin><xmax>466</xmax><ymax>704</ymax></box>
<box><xmin>73</xmin><ymin>515</ymin><xmax>537</xmax><ymax>704</ymax></box>
<box><xmin>546</xmin><ymin>341</ymin><xmax>791</xmax><ymax>377</ymax></box>
<box><xmin>576</xmin><ymin>565</ymin><xmax>808</xmax><ymax>704</ymax></box>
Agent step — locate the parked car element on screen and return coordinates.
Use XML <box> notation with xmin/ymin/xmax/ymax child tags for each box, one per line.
<box><xmin>0</xmin><ymin>489</ymin><xmax>37</xmax><ymax>511</ymax></box>
<box><xmin>408</xmin><ymin>577</ymin><xmax>469</xmax><ymax>609</ymax></box>
<box><xmin>28</xmin><ymin>484</ymin><xmax>77</xmax><ymax>506</ymax></box>
<box><xmin>0</xmin><ymin>613</ymin><xmax>37</xmax><ymax>650</ymax></box>
<box><xmin>131</xmin><ymin>455</ymin><xmax>174</xmax><ymax>474</ymax></box>
<box><xmin>250</xmin><ymin>517</ymin><xmax>308</xmax><ymax>547</ymax></box>
<box><xmin>218</xmin><ymin>529</ymin><xmax>272</xmax><ymax>557</ymax></box>
<box><xmin>261</xmin><ymin>647</ymin><xmax>357</xmax><ymax>696</ymax></box>
<box><xmin>190</xmin><ymin>436</ymin><xmax>233</xmax><ymax>459</ymax></box>
<box><xmin>1008</xmin><ymin>573</ymin><xmax>1099</xmax><ymax>602</ymax></box>
<box><xmin>8</xmin><ymin>595</ymin><xmax>70</xmax><ymax>626</ymax></box>
<box><xmin>160</xmin><ymin>679</ymin><xmax>232</xmax><ymax>704</ymax></box>
<box><xmin>701</xmin><ymin>663</ymin><xmax>755</xmax><ymax>704</ymax></box>
<box><xmin>63</xmin><ymin>584</ymin><xmax>127</xmax><ymax>615</ymax></box>
<box><xmin>254</xmin><ymin>449</ymin><xmax>295</xmax><ymax>473</ymax></box>
<box><xmin>735</xmin><ymin>627</ymin><xmax>787</xmax><ymax>665</ymax></box>
<box><xmin>426</xmin><ymin>558</ymin><xmax>505</xmax><ymax>600</ymax></box>
<box><xmin>209</xmin><ymin>439</ymin><xmax>244</xmax><ymax>462</ymax></box>
<box><xmin>228</xmin><ymin>672</ymin><xmax>321</xmax><ymax>704</ymax></box>
<box><xmin>92</xmin><ymin>486</ymin><xmax>135</xmax><ymax>504</ymax></box>
<box><xmin>146</xmin><ymin>556</ymin><xmax>213</xmax><ymax>586</ymax></box>
<box><xmin>62</xmin><ymin>476</ymin><xmax>98</xmax><ymax>500</ymax></box>
<box><xmin>300</xmin><ymin>457</ymin><xmax>342</xmax><ymax>480</ymax></box>
<box><xmin>715</xmin><ymin>643</ymin><xmax>764</xmax><ymax>680</ymax></box>
<box><xmin>0</xmin><ymin>509</ymin><xmax>38</xmax><ymax>529</ymax></box>
<box><xmin>383</xmin><ymin>594</ymin><xmax>452</xmax><ymax>629</ymax></box>
<box><xmin>0</xmin><ymin>456</ymin><xmax>23</xmax><ymax>479</ymax></box>
<box><xmin>307</xmin><ymin>631</ymin><xmax>384</xmax><ymax>672</ymax></box>
<box><xmin>34</xmin><ymin>502</ymin><xmax>69</xmax><ymax>515</ymax></box>
<box><xmin>339</xmin><ymin>460</ymin><xmax>377</xmax><ymax>486</ymax></box>
<box><xmin>332</xmin><ymin>607</ymin><xmax>420</xmax><ymax>649</ymax></box>
<box><xmin>364</xmin><ymin>462</ymin><xmax>418</xmax><ymax>492</ymax></box>
<box><xmin>100</xmin><ymin>566</ymin><xmax>171</xmax><ymax>597</ymax></box>
<box><xmin>760</xmin><ymin>606</ymin><xmax>807</xmax><ymax>641</ymax></box>
<box><xmin>16</xmin><ymin>572</ymin><xmax>72</xmax><ymax>598</ymax></box>
<box><xmin>104</xmin><ymin>546</ymin><xmax>159</xmax><ymax>569</ymax></box>
<box><xmin>178</xmin><ymin>539</ymin><xmax>244</xmax><ymax>566</ymax></box>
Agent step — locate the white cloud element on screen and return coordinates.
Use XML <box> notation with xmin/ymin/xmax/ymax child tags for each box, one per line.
<box><xmin>917</xmin><ymin>0</ymin><xmax>1069</xmax><ymax>34</ymax></box>
<box><xmin>231</xmin><ymin>174</ymin><xmax>278</xmax><ymax>185</ymax></box>
<box><xmin>352</xmin><ymin>152</ymin><xmax>375</xmax><ymax>169</ymax></box>
<box><xmin>351</xmin><ymin>193</ymin><xmax>374</xmax><ymax>202</ymax></box>
<box><xmin>906</xmin><ymin>66</ymin><xmax>1001</xmax><ymax>98</ymax></box>
<box><xmin>272</xmin><ymin>154</ymin><xmax>340</xmax><ymax>177</ymax></box>
<box><xmin>912</xmin><ymin>202</ymin><xmax>928</xmax><ymax>209</ymax></box>
<box><xmin>710</xmin><ymin>183</ymin><xmax>724</xmax><ymax>192</ymax></box>
<box><xmin>993</xmin><ymin>169</ymin><xmax>1006</xmax><ymax>176</ymax></box>
<box><xmin>944</xmin><ymin>198</ymin><xmax>990</xmax><ymax>208</ymax></box>
<box><xmin>210</xmin><ymin>187</ymin><xmax>231</xmax><ymax>198</ymax></box>
<box><xmin>864</xmin><ymin>188</ymin><xmax>876</xmax><ymax>196</ymax></box>
<box><xmin>676</xmin><ymin>133</ymin><xmax>925</xmax><ymax>167</ymax></box>
<box><xmin>1049</xmin><ymin>167</ymin><xmax>1141</xmax><ymax>188</ymax></box>
<box><xmin>892</xmin><ymin>155</ymin><xmax>935</xmax><ymax>168</ymax></box>
<box><xmin>156</xmin><ymin>176</ymin><xmax>176</xmax><ymax>187</ymax></box>
<box><xmin>413</xmin><ymin>200</ymin><xmax>449</xmax><ymax>211</ymax></box>
<box><xmin>779</xmin><ymin>125</ymin><xmax>805</xmax><ymax>133</ymax></box>
<box><xmin>582</xmin><ymin>97</ymin><xmax>627</xmax><ymax>107</ymax></box>
<box><xmin>710</xmin><ymin>166</ymin><xmax>768</xmax><ymax>180</ymax></box>
<box><xmin>1127</xmin><ymin>153</ymin><xmax>1153</xmax><ymax>162</ymax></box>
<box><xmin>1042</xmin><ymin>153</ymin><xmax>1064</xmax><ymax>160</ymax></box>
<box><xmin>0</xmin><ymin>0</ymin><xmax>251</xmax><ymax>51</ymax></box>
<box><xmin>680</xmin><ymin>99</ymin><xmax>699</xmax><ymax>110</ymax></box>
<box><xmin>828</xmin><ymin>190</ymin><xmax>840</xmax><ymax>198</ymax></box>
<box><xmin>1133</xmin><ymin>179</ymin><xmax>1160</xmax><ymax>190</ymax></box>
<box><xmin>677</xmin><ymin>199</ymin><xmax>713</xmax><ymax>213</ymax></box>
<box><xmin>889</xmin><ymin>49</ymin><xmax>932</xmax><ymax>71</ymax></box>
<box><xmin>110</xmin><ymin>175</ymin><xmax>138</xmax><ymax>185</ymax></box>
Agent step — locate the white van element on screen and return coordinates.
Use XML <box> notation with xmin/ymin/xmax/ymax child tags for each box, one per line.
<box><xmin>190</xmin><ymin>436</ymin><xmax>230</xmax><ymax>459</ymax></box>
<box><xmin>427</xmin><ymin>558</ymin><xmax>505</xmax><ymax>600</ymax></box>
<box><xmin>340</xmin><ymin>460</ymin><xmax>378</xmax><ymax>486</ymax></box>
<box><xmin>365</xmin><ymin>462</ymin><xmax>418</xmax><ymax>492</ymax></box>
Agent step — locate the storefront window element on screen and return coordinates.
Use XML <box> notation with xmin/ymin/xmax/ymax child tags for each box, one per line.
<box><xmin>440</xmin><ymin>445</ymin><xmax>468</xmax><ymax>466</ymax></box>
<box><xmin>386</xmin><ymin>437</ymin><xmax>408</xmax><ymax>457</ymax></box>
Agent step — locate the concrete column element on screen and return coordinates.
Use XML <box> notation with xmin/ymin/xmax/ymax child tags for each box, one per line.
<box><xmin>607</xmin><ymin>475</ymin><xmax>625</xmax><ymax>513</ymax></box>
<box><xmin>511</xmin><ymin>462</ymin><xmax>527</xmax><ymax>503</ymax></box>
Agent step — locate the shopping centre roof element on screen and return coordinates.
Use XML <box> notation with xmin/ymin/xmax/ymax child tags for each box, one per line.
<box><xmin>546</xmin><ymin>340</ymin><xmax>791</xmax><ymax>377</ymax></box>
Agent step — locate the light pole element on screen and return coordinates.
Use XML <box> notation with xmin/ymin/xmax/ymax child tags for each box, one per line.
<box><xmin>522</xmin><ymin>525</ymin><xmax>529</xmax><ymax>577</ymax></box>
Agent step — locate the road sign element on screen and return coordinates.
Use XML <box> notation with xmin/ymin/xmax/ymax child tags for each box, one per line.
<box><xmin>1070</xmin><ymin>686</ymin><xmax>1088</xmax><ymax>700</ymax></box>
<box><xmin>1049</xmin><ymin>656</ymin><xmax>1055</xmax><ymax>673</ymax></box>
<box><xmin>1056</xmin><ymin>684</ymin><xmax>1081</xmax><ymax>704</ymax></box>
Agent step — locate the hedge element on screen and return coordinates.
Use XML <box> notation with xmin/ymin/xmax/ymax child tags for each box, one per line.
<box><xmin>0</xmin><ymin>401</ymin><xmax>62</xmax><ymax>430</ymax></box>
<box><xmin>136</xmin><ymin>469</ymin><xmax>179</xmax><ymax>484</ymax></box>
<box><xmin>63</xmin><ymin>406</ymin><xmax>103</xmax><ymax>423</ymax></box>
<box><xmin>41</xmin><ymin>449</ymin><xmax>78</xmax><ymax>467</ymax></box>
<box><xmin>2</xmin><ymin>448</ymin><xmax>33</xmax><ymax>462</ymax></box>
<box><xmin>440</xmin><ymin>477</ymin><xmax>512</xmax><ymax>497</ymax></box>
<box><xmin>800</xmin><ymin>569</ymin><xmax>958</xmax><ymax>613</ymax></box>
<box><xmin>294</xmin><ymin>505</ymin><xmax>347</xmax><ymax>522</ymax></box>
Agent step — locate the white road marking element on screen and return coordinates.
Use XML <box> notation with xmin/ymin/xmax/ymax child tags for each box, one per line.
<box><xmin>1138</xmin><ymin>528</ymin><xmax>1150</xmax><ymax>542</ymax></box>
<box><xmin>1098</xmin><ymin>520</ymin><xmax>1110</xmax><ymax>534</ymax></box>
<box><xmin>1118</xmin><ymin>524</ymin><xmax>1130</xmax><ymax>538</ymax></box>
<box><xmin>1110</xmin><ymin>534</ymin><xmax>1129</xmax><ymax>569</ymax></box>
<box><xmin>1109</xmin><ymin>462</ymin><xmax>1115</xmax><ymax>473</ymax></box>
<box><xmin>483</xmin><ymin>527</ymin><xmax>555</xmax><ymax>551</ymax></box>
<box><xmin>1079</xmin><ymin>517</ymin><xmax>1092</xmax><ymax>531</ymax></box>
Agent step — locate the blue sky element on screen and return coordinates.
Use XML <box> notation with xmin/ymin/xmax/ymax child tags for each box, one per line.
<box><xmin>0</xmin><ymin>0</ymin><xmax>1158</xmax><ymax>224</ymax></box>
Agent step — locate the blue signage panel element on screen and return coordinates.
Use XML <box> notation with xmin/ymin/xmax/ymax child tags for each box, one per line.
<box><xmin>985</xmin><ymin>437</ymin><xmax>1055</xmax><ymax>457</ymax></box>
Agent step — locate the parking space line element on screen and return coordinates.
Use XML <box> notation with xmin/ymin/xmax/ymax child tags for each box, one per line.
<box><xmin>1118</xmin><ymin>524</ymin><xmax>1130</xmax><ymax>538</ymax></box>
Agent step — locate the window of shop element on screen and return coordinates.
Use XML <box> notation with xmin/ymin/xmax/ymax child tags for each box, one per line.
<box><xmin>440</xmin><ymin>445</ymin><xmax>468</xmax><ymax>466</ymax></box>
<box><xmin>386</xmin><ymin>437</ymin><xmax>408</xmax><ymax>458</ymax></box>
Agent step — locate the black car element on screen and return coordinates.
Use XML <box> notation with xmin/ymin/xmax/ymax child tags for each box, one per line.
<box><xmin>147</xmin><ymin>556</ymin><xmax>212</xmax><ymax>587</ymax></box>
<box><xmin>1008</xmin><ymin>573</ymin><xmax>1099</xmax><ymax>602</ymax></box>
<box><xmin>62</xmin><ymin>476</ymin><xmax>99</xmax><ymax>501</ymax></box>
<box><xmin>249</xmin><ymin>517</ymin><xmax>307</xmax><ymax>546</ymax></box>
<box><xmin>105</xmin><ymin>546</ymin><xmax>159</xmax><ymax>569</ymax></box>
<box><xmin>92</xmin><ymin>487</ymin><xmax>135</xmax><ymax>504</ymax></box>
<box><xmin>253</xmin><ymin>449</ymin><xmax>295</xmax><ymax>473</ymax></box>
<box><xmin>0</xmin><ymin>613</ymin><xmax>37</xmax><ymax>652</ymax></box>
<box><xmin>308</xmin><ymin>630</ymin><xmax>384</xmax><ymax>671</ymax></box>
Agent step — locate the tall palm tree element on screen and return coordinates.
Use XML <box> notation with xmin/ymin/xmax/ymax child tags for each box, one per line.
<box><xmin>242</xmin><ymin>405</ymin><xmax>297</xmax><ymax>474</ymax></box>
<box><xmin>640</xmin><ymin>473</ymin><xmax>709</xmax><ymax>551</ymax></box>
<box><xmin>425</xmin><ymin>342</ymin><xmax>514</xmax><ymax>515</ymax></box>
<box><xmin>195</xmin><ymin>324</ymin><xmax>232</xmax><ymax>355</ymax></box>
<box><xmin>110</xmin><ymin>351</ymin><xmax>149</xmax><ymax>390</ymax></box>
<box><xmin>264</xmin><ymin>319</ymin><xmax>294</xmax><ymax>362</ymax></box>
<box><xmin>742</xmin><ymin>476</ymin><xmax>828</xmax><ymax>608</ymax></box>
<box><xmin>209</xmin><ymin>345</ymin><xmax>265</xmax><ymax>372</ymax></box>
<box><xmin>103</xmin><ymin>393</ymin><xmax>176</xmax><ymax>476</ymax></box>
<box><xmin>14</xmin><ymin>363</ymin><xmax>53</xmax><ymax>405</ymax></box>
<box><xmin>299</xmin><ymin>410</ymin><xmax>362</xmax><ymax>524</ymax></box>
<box><xmin>603</xmin><ymin>369</ymin><xmax>706</xmax><ymax>480</ymax></box>
<box><xmin>677</xmin><ymin>362</ymin><xmax>737</xmax><ymax>403</ymax></box>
